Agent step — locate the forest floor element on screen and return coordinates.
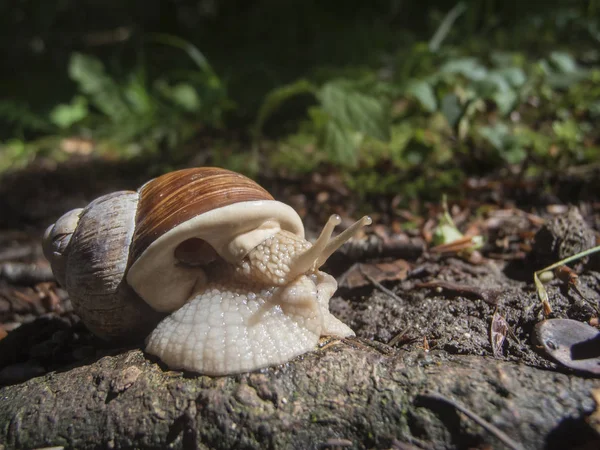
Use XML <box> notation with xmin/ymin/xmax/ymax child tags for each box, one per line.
<box><xmin>1</xmin><ymin>160</ymin><xmax>600</xmax><ymax>450</ymax></box>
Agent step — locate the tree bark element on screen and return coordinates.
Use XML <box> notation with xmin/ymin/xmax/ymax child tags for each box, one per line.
<box><xmin>1</xmin><ymin>340</ymin><xmax>599</xmax><ymax>450</ymax></box>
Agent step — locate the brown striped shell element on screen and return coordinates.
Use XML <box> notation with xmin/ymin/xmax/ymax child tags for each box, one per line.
<box><xmin>131</xmin><ymin>167</ymin><xmax>275</xmax><ymax>263</ymax></box>
<box><xmin>43</xmin><ymin>167</ymin><xmax>304</xmax><ymax>341</ymax></box>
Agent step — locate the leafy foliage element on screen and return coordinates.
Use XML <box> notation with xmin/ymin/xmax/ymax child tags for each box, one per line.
<box><xmin>56</xmin><ymin>49</ymin><xmax>230</xmax><ymax>153</ymax></box>
<box><xmin>255</xmin><ymin>79</ymin><xmax>390</xmax><ymax>167</ymax></box>
<box><xmin>262</xmin><ymin>12</ymin><xmax>600</xmax><ymax>196</ymax></box>
<box><xmin>1</xmin><ymin>0</ymin><xmax>599</xmax><ymax>202</ymax></box>
<box><xmin>0</xmin><ymin>101</ymin><xmax>52</xmax><ymax>134</ymax></box>
<box><xmin>1</xmin><ymin>37</ymin><xmax>231</xmax><ymax>169</ymax></box>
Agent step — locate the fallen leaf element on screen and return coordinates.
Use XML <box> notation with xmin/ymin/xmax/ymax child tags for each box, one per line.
<box><xmin>339</xmin><ymin>260</ymin><xmax>410</xmax><ymax>289</ymax></box>
<box><xmin>534</xmin><ymin>319</ymin><xmax>600</xmax><ymax>375</ymax></box>
<box><xmin>490</xmin><ymin>309</ymin><xmax>509</xmax><ymax>358</ymax></box>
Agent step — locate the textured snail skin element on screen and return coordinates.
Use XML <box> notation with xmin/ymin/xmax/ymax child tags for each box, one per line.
<box><xmin>146</xmin><ymin>267</ymin><xmax>352</xmax><ymax>375</ymax></box>
<box><xmin>142</xmin><ymin>220</ymin><xmax>355</xmax><ymax>375</ymax></box>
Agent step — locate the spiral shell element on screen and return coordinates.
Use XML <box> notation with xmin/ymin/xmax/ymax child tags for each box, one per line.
<box><xmin>44</xmin><ymin>167</ymin><xmax>304</xmax><ymax>341</ymax></box>
<box><xmin>63</xmin><ymin>192</ymin><xmax>164</xmax><ymax>340</ymax></box>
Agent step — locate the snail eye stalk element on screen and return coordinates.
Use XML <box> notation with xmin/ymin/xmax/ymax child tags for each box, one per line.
<box><xmin>287</xmin><ymin>215</ymin><xmax>372</xmax><ymax>278</ymax></box>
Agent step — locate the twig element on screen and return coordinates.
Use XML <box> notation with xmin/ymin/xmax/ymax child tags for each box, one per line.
<box><xmin>0</xmin><ymin>247</ymin><xmax>36</xmax><ymax>262</ymax></box>
<box><xmin>415</xmin><ymin>280</ymin><xmax>500</xmax><ymax>305</ymax></box>
<box><xmin>0</xmin><ymin>263</ymin><xmax>55</xmax><ymax>284</ymax></box>
<box><xmin>389</xmin><ymin>325</ymin><xmax>413</xmax><ymax>347</ymax></box>
<box><xmin>534</xmin><ymin>243</ymin><xmax>600</xmax><ymax>315</ymax></box>
<box><xmin>419</xmin><ymin>392</ymin><xmax>524</xmax><ymax>450</ymax></box>
<box><xmin>429</xmin><ymin>2</ymin><xmax>468</xmax><ymax>52</ymax></box>
<box><xmin>332</xmin><ymin>234</ymin><xmax>424</xmax><ymax>263</ymax></box>
<box><xmin>358</xmin><ymin>265</ymin><xmax>404</xmax><ymax>303</ymax></box>
<box><xmin>322</xmin><ymin>438</ymin><xmax>353</xmax><ymax>448</ymax></box>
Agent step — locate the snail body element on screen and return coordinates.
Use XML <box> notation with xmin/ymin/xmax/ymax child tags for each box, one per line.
<box><xmin>43</xmin><ymin>167</ymin><xmax>371</xmax><ymax>375</ymax></box>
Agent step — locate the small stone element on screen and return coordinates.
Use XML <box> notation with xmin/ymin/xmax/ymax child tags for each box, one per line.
<box><xmin>234</xmin><ymin>384</ymin><xmax>264</xmax><ymax>408</ymax></box>
<box><xmin>532</xmin><ymin>206</ymin><xmax>595</xmax><ymax>266</ymax></box>
<box><xmin>110</xmin><ymin>366</ymin><xmax>142</xmax><ymax>394</ymax></box>
<box><xmin>316</xmin><ymin>191</ymin><xmax>330</xmax><ymax>203</ymax></box>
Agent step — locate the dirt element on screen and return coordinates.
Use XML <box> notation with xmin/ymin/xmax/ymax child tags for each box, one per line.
<box><xmin>335</xmin><ymin>259</ymin><xmax>600</xmax><ymax>368</ymax></box>
<box><xmin>1</xmin><ymin>162</ymin><xmax>600</xmax><ymax>449</ymax></box>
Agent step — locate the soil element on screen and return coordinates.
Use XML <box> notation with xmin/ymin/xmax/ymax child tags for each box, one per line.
<box><xmin>1</xmin><ymin>161</ymin><xmax>600</xmax><ymax>450</ymax></box>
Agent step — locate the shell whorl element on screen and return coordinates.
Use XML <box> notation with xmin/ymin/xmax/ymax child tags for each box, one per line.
<box><xmin>130</xmin><ymin>167</ymin><xmax>274</xmax><ymax>263</ymax></box>
<box><xmin>64</xmin><ymin>191</ymin><xmax>164</xmax><ymax>341</ymax></box>
<box><xmin>43</xmin><ymin>207</ymin><xmax>84</xmax><ymax>286</ymax></box>
<box><xmin>125</xmin><ymin>167</ymin><xmax>304</xmax><ymax>313</ymax></box>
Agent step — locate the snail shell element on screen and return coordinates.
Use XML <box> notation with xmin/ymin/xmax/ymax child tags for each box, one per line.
<box><xmin>43</xmin><ymin>167</ymin><xmax>371</xmax><ymax>375</ymax></box>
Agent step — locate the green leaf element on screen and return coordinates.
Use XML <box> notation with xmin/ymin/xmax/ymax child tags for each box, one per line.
<box><xmin>49</xmin><ymin>96</ymin><xmax>89</xmax><ymax>129</ymax></box>
<box><xmin>405</xmin><ymin>80</ymin><xmax>437</xmax><ymax>112</ymax></box>
<box><xmin>320</xmin><ymin>118</ymin><xmax>363</xmax><ymax>166</ymax></box>
<box><xmin>149</xmin><ymin>33</ymin><xmax>217</xmax><ymax>78</ymax></box>
<box><xmin>433</xmin><ymin>223</ymin><xmax>464</xmax><ymax>246</ymax></box>
<box><xmin>123</xmin><ymin>73</ymin><xmax>155</xmax><ymax>116</ymax></box>
<box><xmin>479</xmin><ymin>123</ymin><xmax>526</xmax><ymax>164</ymax></box>
<box><xmin>440</xmin><ymin>93</ymin><xmax>462</xmax><ymax>128</ymax></box>
<box><xmin>493</xmin><ymin>90</ymin><xmax>518</xmax><ymax>116</ymax></box>
<box><xmin>428</xmin><ymin>2</ymin><xmax>467</xmax><ymax>52</ymax></box>
<box><xmin>0</xmin><ymin>139</ymin><xmax>29</xmax><ymax>172</ymax></box>
<box><xmin>490</xmin><ymin>51</ymin><xmax>525</xmax><ymax>69</ymax></box>
<box><xmin>497</xmin><ymin>67</ymin><xmax>527</xmax><ymax>87</ymax></box>
<box><xmin>539</xmin><ymin>52</ymin><xmax>589</xmax><ymax>88</ymax></box>
<box><xmin>0</xmin><ymin>100</ymin><xmax>52</xmax><ymax>132</ymax></box>
<box><xmin>253</xmin><ymin>79</ymin><xmax>317</xmax><ymax>137</ymax></box>
<box><xmin>549</xmin><ymin>51</ymin><xmax>578</xmax><ymax>73</ymax></box>
<box><xmin>440</xmin><ymin>58</ymin><xmax>487</xmax><ymax>81</ymax></box>
<box><xmin>171</xmin><ymin>84</ymin><xmax>201</xmax><ymax>112</ymax></box>
<box><xmin>318</xmin><ymin>81</ymin><xmax>390</xmax><ymax>141</ymax></box>
<box><xmin>69</xmin><ymin>53</ymin><xmax>130</xmax><ymax>121</ymax></box>
<box><xmin>589</xmin><ymin>100</ymin><xmax>600</xmax><ymax>117</ymax></box>
<box><xmin>552</xmin><ymin>119</ymin><xmax>584</xmax><ymax>149</ymax></box>
<box><xmin>432</xmin><ymin>196</ymin><xmax>463</xmax><ymax>246</ymax></box>
<box><xmin>515</xmin><ymin>126</ymin><xmax>552</xmax><ymax>157</ymax></box>
<box><xmin>388</xmin><ymin>122</ymin><xmax>415</xmax><ymax>167</ymax></box>
<box><xmin>156</xmin><ymin>81</ymin><xmax>201</xmax><ymax>112</ymax></box>
<box><xmin>479</xmin><ymin>123</ymin><xmax>510</xmax><ymax>150</ymax></box>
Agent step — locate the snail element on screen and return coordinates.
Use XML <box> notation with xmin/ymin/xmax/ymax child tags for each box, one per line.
<box><xmin>43</xmin><ymin>167</ymin><xmax>371</xmax><ymax>375</ymax></box>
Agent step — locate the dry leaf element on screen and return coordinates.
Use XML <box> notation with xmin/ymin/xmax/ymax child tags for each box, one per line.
<box><xmin>534</xmin><ymin>319</ymin><xmax>600</xmax><ymax>375</ymax></box>
<box><xmin>339</xmin><ymin>260</ymin><xmax>410</xmax><ymax>289</ymax></box>
<box><xmin>490</xmin><ymin>309</ymin><xmax>509</xmax><ymax>357</ymax></box>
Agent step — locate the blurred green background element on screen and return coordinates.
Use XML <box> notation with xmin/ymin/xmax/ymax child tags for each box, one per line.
<box><xmin>1</xmin><ymin>0</ymin><xmax>599</xmax><ymax>200</ymax></box>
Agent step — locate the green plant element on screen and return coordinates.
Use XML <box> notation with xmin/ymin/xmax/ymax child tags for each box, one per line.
<box><xmin>54</xmin><ymin>44</ymin><xmax>230</xmax><ymax>155</ymax></box>
<box><xmin>255</xmin><ymin>78</ymin><xmax>390</xmax><ymax>167</ymax></box>
<box><xmin>0</xmin><ymin>36</ymin><xmax>231</xmax><ymax>172</ymax></box>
